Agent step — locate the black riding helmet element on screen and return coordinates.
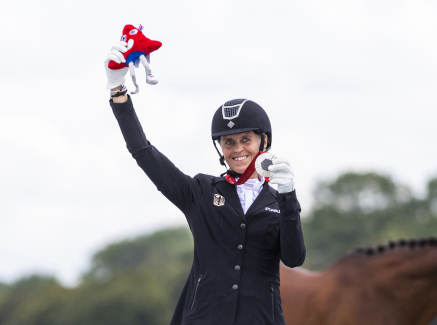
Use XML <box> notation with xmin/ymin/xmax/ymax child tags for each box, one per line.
<box><xmin>211</xmin><ymin>99</ymin><xmax>272</xmax><ymax>168</ymax></box>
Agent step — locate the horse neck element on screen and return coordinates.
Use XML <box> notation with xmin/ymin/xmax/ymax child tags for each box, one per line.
<box><xmin>366</xmin><ymin>246</ymin><xmax>437</xmax><ymax>325</ymax></box>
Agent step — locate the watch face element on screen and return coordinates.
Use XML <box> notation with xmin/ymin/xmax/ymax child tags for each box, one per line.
<box><xmin>255</xmin><ymin>152</ymin><xmax>277</xmax><ymax>178</ymax></box>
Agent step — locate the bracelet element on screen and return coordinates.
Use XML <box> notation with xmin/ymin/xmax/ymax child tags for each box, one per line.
<box><xmin>110</xmin><ymin>84</ymin><xmax>128</xmax><ymax>98</ymax></box>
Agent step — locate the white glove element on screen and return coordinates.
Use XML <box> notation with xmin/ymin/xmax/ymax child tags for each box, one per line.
<box><xmin>104</xmin><ymin>41</ymin><xmax>129</xmax><ymax>90</ymax></box>
<box><xmin>268</xmin><ymin>158</ymin><xmax>295</xmax><ymax>193</ymax></box>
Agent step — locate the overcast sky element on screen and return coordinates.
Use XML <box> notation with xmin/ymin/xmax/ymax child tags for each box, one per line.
<box><xmin>1</xmin><ymin>0</ymin><xmax>436</xmax><ymax>286</ymax></box>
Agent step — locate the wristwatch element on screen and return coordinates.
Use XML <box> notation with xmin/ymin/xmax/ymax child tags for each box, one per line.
<box><xmin>110</xmin><ymin>84</ymin><xmax>128</xmax><ymax>98</ymax></box>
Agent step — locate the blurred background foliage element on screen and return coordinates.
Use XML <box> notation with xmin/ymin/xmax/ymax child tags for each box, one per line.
<box><xmin>303</xmin><ymin>172</ymin><xmax>437</xmax><ymax>270</ymax></box>
<box><xmin>1</xmin><ymin>171</ymin><xmax>436</xmax><ymax>325</ymax></box>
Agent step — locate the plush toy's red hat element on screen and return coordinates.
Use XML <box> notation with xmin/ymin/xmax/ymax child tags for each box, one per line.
<box><xmin>108</xmin><ymin>24</ymin><xmax>162</xmax><ymax>70</ymax></box>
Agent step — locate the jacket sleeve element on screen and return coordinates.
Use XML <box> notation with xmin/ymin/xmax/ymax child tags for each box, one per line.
<box><xmin>277</xmin><ymin>190</ymin><xmax>306</xmax><ymax>267</ymax></box>
<box><xmin>110</xmin><ymin>96</ymin><xmax>203</xmax><ymax>214</ymax></box>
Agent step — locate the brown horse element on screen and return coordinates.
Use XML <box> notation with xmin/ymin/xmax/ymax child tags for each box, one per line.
<box><xmin>280</xmin><ymin>238</ymin><xmax>437</xmax><ymax>325</ymax></box>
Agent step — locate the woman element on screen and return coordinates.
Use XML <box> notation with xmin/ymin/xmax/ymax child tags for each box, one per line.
<box><xmin>105</xmin><ymin>41</ymin><xmax>306</xmax><ymax>325</ymax></box>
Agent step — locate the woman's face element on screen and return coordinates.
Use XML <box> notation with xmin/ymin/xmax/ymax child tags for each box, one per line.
<box><xmin>220</xmin><ymin>131</ymin><xmax>267</xmax><ymax>175</ymax></box>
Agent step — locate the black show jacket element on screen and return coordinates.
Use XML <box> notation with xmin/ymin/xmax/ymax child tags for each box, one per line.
<box><xmin>111</xmin><ymin>96</ymin><xmax>306</xmax><ymax>325</ymax></box>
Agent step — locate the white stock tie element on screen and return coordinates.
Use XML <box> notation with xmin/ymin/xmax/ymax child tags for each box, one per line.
<box><xmin>236</xmin><ymin>176</ymin><xmax>264</xmax><ymax>214</ymax></box>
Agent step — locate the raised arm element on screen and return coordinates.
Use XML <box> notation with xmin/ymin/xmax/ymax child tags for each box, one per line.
<box><xmin>105</xmin><ymin>40</ymin><xmax>202</xmax><ymax>214</ymax></box>
<box><xmin>104</xmin><ymin>38</ymin><xmax>204</xmax><ymax>215</ymax></box>
<box><xmin>110</xmin><ymin>96</ymin><xmax>203</xmax><ymax>214</ymax></box>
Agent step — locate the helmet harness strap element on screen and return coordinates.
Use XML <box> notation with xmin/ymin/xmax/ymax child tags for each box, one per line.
<box><xmin>212</xmin><ymin>139</ymin><xmax>226</xmax><ymax>167</ymax></box>
<box><xmin>259</xmin><ymin>132</ymin><xmax>265</xmax><ymax>152</ymax></box>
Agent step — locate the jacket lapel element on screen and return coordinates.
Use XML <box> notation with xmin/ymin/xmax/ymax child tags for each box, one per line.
<box><xmin>213</xmin><ymin>178</ymin><xmax>245</xmax><ymax>219</ymax></box>
<box><xmin>245</xmin><ymin>182</ymin><xmax>277</xmax><ymax>220</ymax></box>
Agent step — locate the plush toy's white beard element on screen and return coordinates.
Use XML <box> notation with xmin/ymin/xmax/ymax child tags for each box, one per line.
<box><xmin>255</xmin><ymin>152</ymin><xmax>277</xmax><ymax>178</ymax></box>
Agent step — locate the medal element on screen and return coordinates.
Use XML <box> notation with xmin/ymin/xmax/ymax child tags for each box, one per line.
<box><xmin>255</xmin><ymin>152</ymin><xmax>277</xmax><ymax>181</ymax></box>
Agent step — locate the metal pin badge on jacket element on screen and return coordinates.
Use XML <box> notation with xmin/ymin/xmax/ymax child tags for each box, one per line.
<box><xmin>213</xmin><ymin>194</ymin><xmax>225</xmax><ymax>206</ymax></box>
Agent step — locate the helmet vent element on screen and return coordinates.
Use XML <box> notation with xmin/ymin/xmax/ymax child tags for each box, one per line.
<box><xmin>224</xmin><ymin>106</ymin><xmax>239</xmax><ymax>118</ymax></box>
<box><xmin>221</xmin><ymin>99</ymin><xmax>248</xmax><ymax>120</ymax></box>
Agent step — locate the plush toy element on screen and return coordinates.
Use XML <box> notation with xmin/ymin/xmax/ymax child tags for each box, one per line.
<box><xmin>108</xmin><ymin>24</ymin><xmax>162</xmax><ymax>94</ymax></box>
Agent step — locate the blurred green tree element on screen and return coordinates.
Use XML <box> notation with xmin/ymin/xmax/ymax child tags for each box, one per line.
<box><xmin>302</xmin><ymin>173</ymin><xmax>437</xmax><ymax>270</ymax></box>
<box><xmin>0</xmin><ymin>227</ymin><xmax>194</xmax><ymax>325</ymax></box>
<box><xmin>83</xmin><ymin>226</ymin><xmax>194</xmax><ymax>306</ymax></box>
<box><xmin>74</xmin><ymin>226</ymin><xmax>193</xmax><ymax>325</ymax></box>
<box><xmin>0</xmin><ymin>283</ymin><xmax>9</xmax><ymax>312</ymax></box>
<box><xmin>0</xmin><ymin>275</ymin><xmax>68</xmax><ymax>325</ymax></box>
<box><xmin>83</xmin><ymin>226</ymin><xmax>193</xmax><ymax>281</ymax></box>
<box><xmin>58</xmin><ymin>270</ymin><xmax>171</xmax><ymax>325</ymax></box>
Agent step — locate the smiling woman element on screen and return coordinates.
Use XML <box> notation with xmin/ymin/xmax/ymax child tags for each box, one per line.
<box><xmin>220</xmin><ymin>131</ymin><xmax>267</xmax><ymax>176</ymax></box>
<box><xmin>106</xmin><ymin>42</ymin><xmax>306</xmax><ymax>324</ymax></box>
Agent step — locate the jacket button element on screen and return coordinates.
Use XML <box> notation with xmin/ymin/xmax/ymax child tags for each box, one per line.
<box><xmin>240</xmin><ymin>223</ymin><xmax>246</xmax><ymax>229</ymax></box>
<box><xmin>234</xmin><ymin>265</ymin><xmax>240</xmax><ymax>271</ymax></box>
<box><xmin>237</xmin><ymin>244</ymin><xmax>243</xmax><ymax>250</ymax></box>
<box><xmin>232</xmin><ymin>284</ymin><xmax>238</xmax><ymax>290</ymax></box>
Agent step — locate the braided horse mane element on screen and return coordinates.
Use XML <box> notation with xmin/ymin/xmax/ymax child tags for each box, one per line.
<box><xmin>280</xmin><ymin>236</ymin><xmax>437</xmax><ymax>325</ymax></box>
<box><xmin>352</xmin><ymin>237</ymin><xmax>437</xmax><ymax>256</ymax></box>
